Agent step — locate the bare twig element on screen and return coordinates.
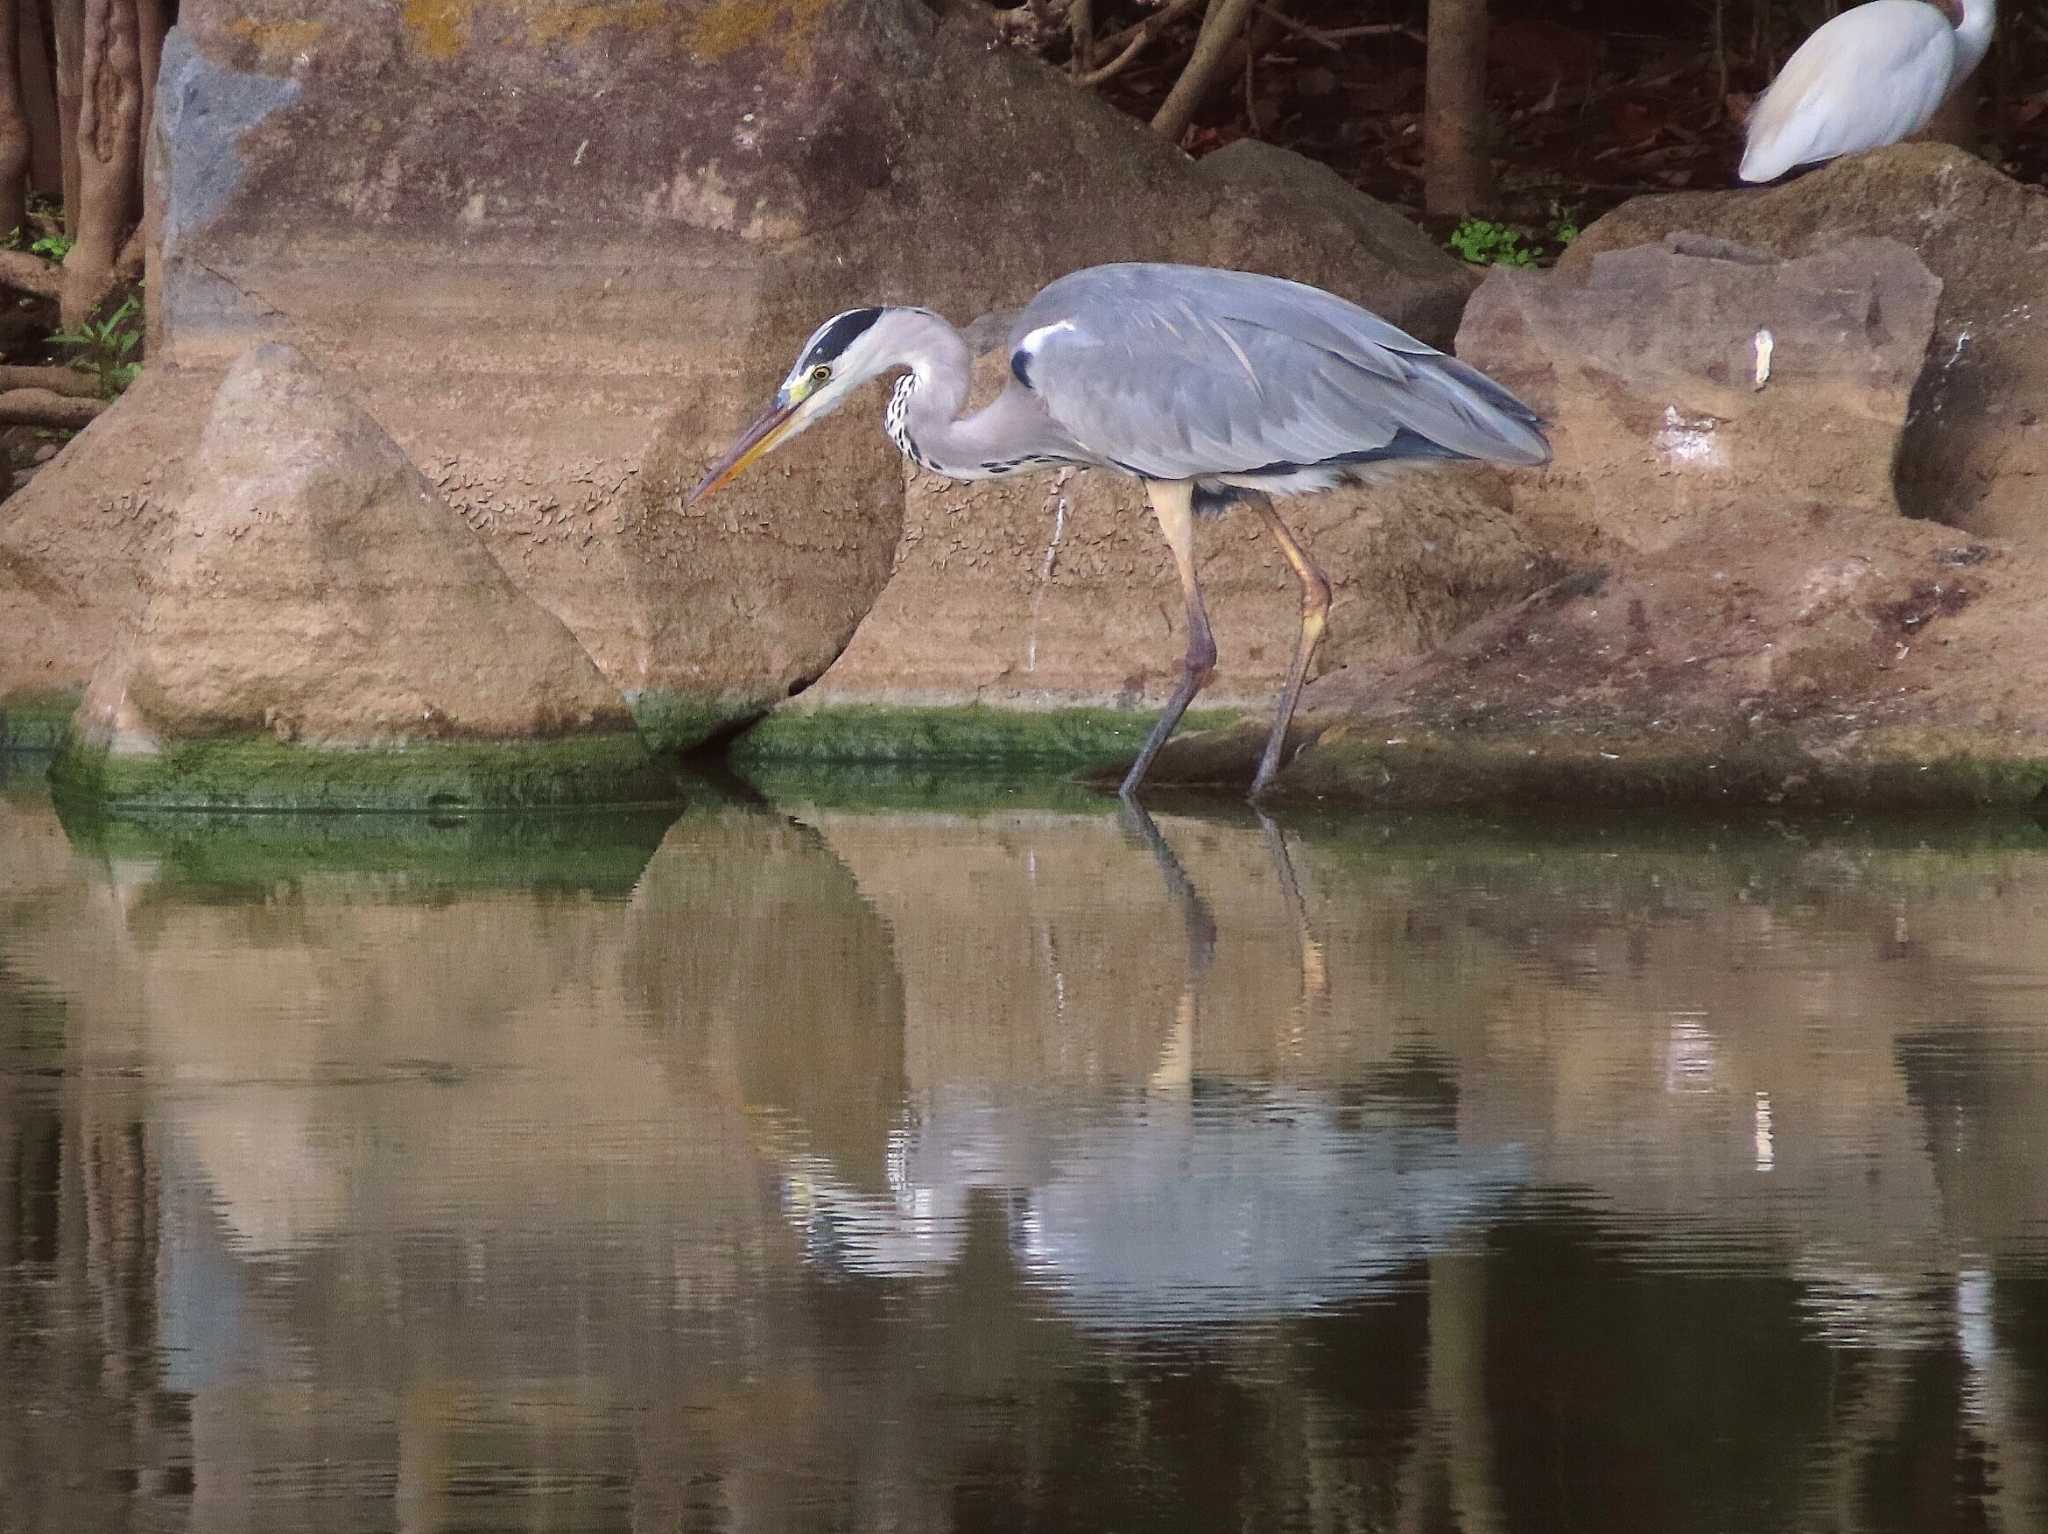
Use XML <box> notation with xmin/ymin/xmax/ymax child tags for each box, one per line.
<box><xmin>1075</xmin><ymin>29</ymin><xmax>1150</xmax><ymax>86</ymax></box>
<box><xmin>1092</xmin><ymin>0</ymin><xmax>1207</xmax><ymax>59</ymax></box>
<box><xmin>0</xmin><ymin>386</ymin><xmax>105</xmax><ymax>427</ymax></box>
<box><xmin>1074</xmin><ymin>0</ymin><xmax>1206</xmax><ymax>88</ymax></box>
<box><xmin>1069</xmin><ymin>0</ymin><xmax>1093</xmax><ymax>74</ymax></box>
<box><xmin>1153</xmin><ymin>0</ymin><xmax>1259</xmax><ymax>143</ymax></box>
<box><xmin>1250</xmin><ymin>4</ymin><xmax>1418</xmax><ymax>50</ymax></box>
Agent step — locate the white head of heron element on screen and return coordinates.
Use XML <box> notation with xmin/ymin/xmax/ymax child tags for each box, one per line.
<box><xmin>689</xmin><ymin>306</ymin><xmax>940</xmax><ymax>503</ymax></box>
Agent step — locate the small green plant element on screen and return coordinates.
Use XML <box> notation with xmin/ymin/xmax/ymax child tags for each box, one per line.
<box><xmin>30</xmin><ymin>231</ymin><xmax>73</xmax><ymax>263</ymax></box>
<box><xmin>1547</xmin><ymin>200</ymin><xmax>1582</xmax><ymax>247</ymax></box>
<box><xmin>53</xmin><ymin>294</ymin><xmax>143</xmax><ymax>397</ymax></box>
<box><xmin>1447</xmin><ymin>217</ymin><xmax>1539</xmax><ymax>267</ymax></box>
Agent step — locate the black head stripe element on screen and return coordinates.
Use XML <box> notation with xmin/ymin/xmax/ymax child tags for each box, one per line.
<box><xmin>802</xmin><ymin>306</ymin><xmax>884</xmax><ymax>367</ymax></box>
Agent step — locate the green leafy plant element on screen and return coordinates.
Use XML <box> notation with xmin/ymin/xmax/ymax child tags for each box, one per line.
<box><xmin>53</xmin><ymin>294</ymin><xmax>143</xmax><ymax>397</ymax></box>
<box><xmin>1547</xmin><ymin>200</ymin><xmax>1582</xmax><ymax>247</ymax></box>
<box><xmin>30</xmin><ymin>231</ymin><xmax>73</xmax><ymax>263</ymax></box>
<box><xmin>1447</xmin><ymin>217</ymin><xmax>1539</xmax><ymax>267</ymax></box>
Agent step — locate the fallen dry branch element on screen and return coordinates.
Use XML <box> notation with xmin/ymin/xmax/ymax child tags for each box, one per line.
<box><xmin>0</xmin><ymin>384</ymin><xmax>104</xmax><ymax>426</ymax></box>
<box><xmin>0</xmin><ymin>363</ymin><xmax>98</xmax><ymax>396</ymax></box>
<box><xmin>1077</xmin><ymin>0</ymin><xmax>1206</xmax><ymax>88</ymax></box>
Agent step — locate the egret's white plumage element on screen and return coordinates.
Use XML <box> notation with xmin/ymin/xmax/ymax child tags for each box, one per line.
<box><xmin>1740</xmin><ymin>0</ymin><xmax>1996</xmax><ymax>183</ymax></box>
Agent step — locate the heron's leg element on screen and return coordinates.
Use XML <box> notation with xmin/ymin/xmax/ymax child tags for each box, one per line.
<box><xmin>1249</xmin><ymin>496</ymin><xmax>1332</xmax><ymax>798</ymax></box>
<box><xmin>1120</xmin><ymin>480</ymin><xmax>1215</xmax><ymax>800</ymax></box>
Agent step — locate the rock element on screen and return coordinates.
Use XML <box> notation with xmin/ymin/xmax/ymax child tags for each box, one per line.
<box><xmin>1133</xmin><ymin>228</ymin><xmax>2048</xmax><ymax>807</ymax></box>
<box><xmin>0</xmin><ymin>367</ymin><xmax>212</xmax><ymax>715</ymax></box>
<box><xmin>1456</xmin><ymin>234</ymin><xmax>1942</xmax><ymax>554</ymax></box>
<box><xmin>1559</xmin><ymin>144</ymin><xmax>2048</xmax><ymax>543</ymax></box>
<box><xmin>1144</xmin><ymin>494</ymin><xmax>2048</xmax><ymax>807</ymax></box>
<box><xmin>1192</xmin><ymin>139</ymin><xmax>1476</xmax><ymax>344</ymax></box>
<box><xmin>6</xmin><ymin>0</ymin><xmax>1494</xmax><ymax>762</ymax></box>
<box><xmin>54</xmin><ymin>345</ymin><xmax>670</xmax><ymax>810</ymax></box>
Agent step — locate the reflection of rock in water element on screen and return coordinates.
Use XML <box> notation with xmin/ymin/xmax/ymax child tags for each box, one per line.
<box><xmin>779</xmin><ymin>1084</ymin><xmax>1522</xmax><ymax>1329</ymax></box>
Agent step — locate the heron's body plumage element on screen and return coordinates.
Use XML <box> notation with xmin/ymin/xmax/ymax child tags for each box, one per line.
<box><xmin>905</xmin><ymin>264</ymin><xmax>1549</xmax><ymax>494</ymax></box>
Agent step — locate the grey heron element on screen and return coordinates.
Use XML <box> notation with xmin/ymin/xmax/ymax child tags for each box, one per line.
<box><xmin>1739</xmin><ymin>0</ymin><xmax>1995</xmax><ymax>183</ymax></box>
<box><xmin>689</xmin><ymin>263</ymin><xmax>1550</xmax><ymax>799</ymax></box>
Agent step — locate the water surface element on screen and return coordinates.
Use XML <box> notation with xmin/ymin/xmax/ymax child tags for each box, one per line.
<box><xmin>4</xmin><ymin>770</ymin><xmax>2048</xmax><ymax>1532</ymax></box>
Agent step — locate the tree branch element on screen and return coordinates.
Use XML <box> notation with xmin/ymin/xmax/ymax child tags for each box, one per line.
<box><xmin>1151</xmin><ymin>0</ymin><xmax>1258</xmax><ymax>144</ymax></box>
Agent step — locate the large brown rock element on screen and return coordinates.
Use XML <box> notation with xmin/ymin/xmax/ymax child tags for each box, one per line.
<box><xmin>1558</xmin><ymin>145</ymin><xmax>2048</xmax><ymax>543</ymax></box>
<box><xmin>11</xmin><ymin>3</ymin><xmax>1505</xmax><ymax>752</ymax></box>
<box><xmin>1146</xmin><ymin>234</ymin><xmax>2048</xmax><ymax>806</ymax></box>
<box><xmin>58</xmin><ymin>345</ymin><xmax>666</xmax><ymax>808</ymax></box>
<box><xmin>1457</xmin><ymin>235</ymin><xmax>1942</xmax><ymax>555</ymax></box>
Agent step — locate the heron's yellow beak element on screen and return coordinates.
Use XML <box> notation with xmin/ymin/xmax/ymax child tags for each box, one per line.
<box><xmin>688</xmin><ymin>396</ymin><xmax>800</xmax><ymax>504</ymax></box>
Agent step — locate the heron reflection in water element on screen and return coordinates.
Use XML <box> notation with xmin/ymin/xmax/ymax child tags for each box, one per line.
<box><xmin>769</xmin><ymin>805</ymin><xmax>1524</xmax><ymax>1330</ymax></box>
<box><xmin>691</xmin><ymin>264</ymin><xmax>1549</xmax><ymax>799</ymax></box>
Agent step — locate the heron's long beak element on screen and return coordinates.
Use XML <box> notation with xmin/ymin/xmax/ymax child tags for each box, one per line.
<box><xmin>688</xmin><ymin>396</ymin><xmax>799</xmax><ymax>504</ymax></box>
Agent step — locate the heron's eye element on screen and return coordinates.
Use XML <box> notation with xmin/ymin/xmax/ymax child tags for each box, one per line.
<box><xmin>810</xmin><ymin>365</ymin><xmax>832</xmax><ymax>383</ymax></box>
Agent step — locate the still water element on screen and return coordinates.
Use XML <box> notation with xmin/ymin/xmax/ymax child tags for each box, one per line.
<box><xmin>3</xmin><ymin>762</ymin><xmax>2047</xmax><ymax>1533</ymax></box>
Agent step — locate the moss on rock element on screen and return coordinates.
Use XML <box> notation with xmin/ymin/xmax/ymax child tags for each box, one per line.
<box><xmin>631</xmin><ymin>690</ymin><xmax>758</xmax><ymax>755</ymax></box>
<box><xmin>49</xmin><ymin>731</ymin><xmax>683</xmax><ymax>812</ymax></box>
<box><xmin>1273</xmin><ymin>723</ymin><xmax>2048</xmax><ymax>811</ymax></box>
<box><xmin>58</xmin><ymin>800</ymin><xmax>682</xmax><ymax>894</ymax></box>
<box><xmin>730</xmin><ymin>704</ymin><xmax>1243</xmax><ymax>771</ymax></box>
<box><xmin>0</xmin><ymin>691</ymin><xmax>86</xmax><ymax>753</ymax></box>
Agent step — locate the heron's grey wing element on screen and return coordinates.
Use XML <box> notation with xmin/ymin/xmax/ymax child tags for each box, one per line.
<box><xmin>1007</xmin><ymin>264</ymin><xmax>1547</xmax><ymax>482</ymax></box>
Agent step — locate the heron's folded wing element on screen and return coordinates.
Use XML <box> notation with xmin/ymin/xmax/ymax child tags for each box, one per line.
<box><xmin>1012</xmin><ymin>269</ymin><xmax>1545</xmax><ymax>481</ymax></box>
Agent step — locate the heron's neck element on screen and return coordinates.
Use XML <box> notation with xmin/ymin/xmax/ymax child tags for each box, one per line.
<box><xmin>1952</xmin><ymin>0</ymin><xmax>1995</xmax><ymax>83</ymax></box>
<box><xmin>881</xmin><ymin>311</ymin><xmax>1061</xmax><ymax>482</ymax></box>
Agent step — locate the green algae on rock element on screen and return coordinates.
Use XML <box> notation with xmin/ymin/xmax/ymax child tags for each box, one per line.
<box><xmin>0</xmin><ymin>692</ymin><xmax>85</xmax><ymax>753</ymax></box>
<box><xmin>1244</xmin><ymin>723</ymin><xmax>2048</xmax><ymax>812</ymax></box>
<box><xmin>56</xmin><ymin>797</ymin><xmax>682</xmax><ymax>893</ymax></box>
<box><xmin>729</xmin><ymin>704</ymin><xmax>1244</xmax><ymax>772</ymax></box>
<box><xmin>49</xmin><ymin>731</ymin><xmax>681</xmax><ymax>813</ymax></box>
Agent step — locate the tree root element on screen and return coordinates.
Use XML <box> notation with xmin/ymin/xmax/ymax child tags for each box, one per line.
<box><xmin>0</xmin><ymin>385</ymin><xmax>104</xmax><ymax>426</ymax></box>
<box><xmin>0</xmin><ymin>363</ymin><xmax>97</xmax><ymax>396</ymax></box>
<box><xmin>0</xmin><ymin>247</ymin><xmax>60</xmax><ymax>298</ymax></box>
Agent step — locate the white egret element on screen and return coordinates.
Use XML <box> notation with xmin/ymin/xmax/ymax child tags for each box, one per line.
<box><xmin>1739</xmin><ymin>0</ymin><xmax>1996</xmax><ymax>183</ymax></box>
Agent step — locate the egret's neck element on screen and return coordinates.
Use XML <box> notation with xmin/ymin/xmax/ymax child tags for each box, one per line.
<box><xmin>1953</xmin><ymin>0</ymin><xmax>1995</xmax><ymax>83</ymax></box>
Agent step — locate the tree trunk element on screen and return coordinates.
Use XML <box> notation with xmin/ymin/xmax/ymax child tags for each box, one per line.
<box><xmin>1424</xmin><ymin>0</ymin><xmax>1491</xmax><ymax>217</ymax></box>
<box><xmin>52</xmin><ymin>0</ymin><xmax>80</xmax><ymax>233</ymax></box>
<box><xmin>133</xmin><ymin>0</ymin><xmax>161</xmax><ymax>176</ymax></box>
<box><xmin>60</xmin><ymin>0</ymin><xmax>138</xmax><ymax>327</ymax></box>
<box><xmin>20</xmin><ymin>0</ymin><xmax>62</xmax><ymax>197</ymax></box>
<box><xmin>0</xmin><ymin>0</ymin><xmax>28</xmax><ymax>241</ymax></box>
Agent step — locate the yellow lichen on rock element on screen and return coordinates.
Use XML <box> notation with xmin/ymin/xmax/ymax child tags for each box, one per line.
<box><xmin>525</xmin><ymin>1</ymin><xmax>671</xmax><ymax>46</ymax></box>
<box><xmin>224</xmin><ymin>16</ymin><xmax>330</xmax><ymax>60</ymax></box>
<box><xmin>687</xmin><ymin>0</ymin><xmax>835</xmax><ymax>64</ymax></box>
<box><xmin>401</xmin><ymin>0</ymin><xmax>477</xmax><ymax>60</ymax></box>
